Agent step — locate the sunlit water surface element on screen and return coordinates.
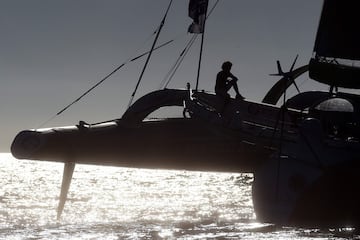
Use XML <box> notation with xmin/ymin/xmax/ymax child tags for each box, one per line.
<box><xmin>0</xmin><ymin>153</ymin><xmax>357</xmax><ymax>239</ymax></box>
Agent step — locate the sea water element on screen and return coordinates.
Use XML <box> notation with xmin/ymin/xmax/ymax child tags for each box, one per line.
<box><xmin>0</xmin><ymin>153</ymin><xmax>357</xmax><ymax>239</ymax></box>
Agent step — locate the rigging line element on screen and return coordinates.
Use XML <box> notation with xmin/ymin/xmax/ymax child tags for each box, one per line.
<box><xmin>37</xmin><ymin>114</ymin><xmax>59</xmax><ymax>130</ymax></box>
<box><xmin>163</xmin><ymin>35</ymin><xmax>198</xmax><ymax>89</ymax></box>
<box><xmin>36</xmin><ymin>39</ymin><xmax>175</xmax><ymax>129</ymax></box>
<box><xmin>57</xmin><ymin>42</ymin><xmax>178</xmax><ymax>117</ymax></box>
<box><xmin>158</xmin><ymin>36</ymin><xmax>193</xmax><ymax>89</ymax></box>
<box><xmin>127</xmin><ymin>0</ymin><xmax>174</xmax><ymax>109</ymax></box>
<box><xmin>161</xmin><ymin>0</ymin><xmax>220</xmax><ymax>90</ymax></box>
<box><xmin>158</xmin><ymin>34</ymin><xmax>197</xmax><ymax>89</ymax></box>
<box><xmin>164</xmin><ymin>35</ymin><xmax>197</xmax><ymax>89</ymax></box>
<box><xmin>55</xmin><ymin>36</ymin><xmax>168</xmax><ymax>117</ymax></box>
<box><xmin>36</xmin><ymin>29</ymin><xmax>158</xmax><ymax>129</ymax></box>
<box><xmin>207</xmin><ymin>0</ymin><xmax>220</xmax><ymax>18</ymax></box>
<box><xmin>130</xmin><ymin>39</ymin><xmax>174</xmax><ymax>62</ymax></box>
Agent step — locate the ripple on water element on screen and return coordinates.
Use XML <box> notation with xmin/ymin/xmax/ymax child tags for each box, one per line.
<box><xmin>0</xmin><ymin>153</ymin><xmax>356</xmax><ymax>239</ymax></box>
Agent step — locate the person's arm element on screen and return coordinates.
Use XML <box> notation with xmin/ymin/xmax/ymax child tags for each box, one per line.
<box><xmin>229</xmin><ymin>72</ymin><xmax>238</xmax><ymax>81</ymax></box>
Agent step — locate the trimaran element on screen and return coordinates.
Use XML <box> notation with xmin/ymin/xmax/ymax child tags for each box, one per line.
<box><xmin>11</xmin><ymin>0</ymin><xmax>360</xmax><ymax>227</ymax></box>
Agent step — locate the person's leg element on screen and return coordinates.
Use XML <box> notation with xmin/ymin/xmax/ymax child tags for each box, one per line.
<box><xmin>230</xmin><ymin>80</ymin><xmax>244</xmax><ymax>99</ymax></box>
<box><xmin>216</xmin><ymin>91</ymin><xmax>230</xmax><ymax>114</ymax></box>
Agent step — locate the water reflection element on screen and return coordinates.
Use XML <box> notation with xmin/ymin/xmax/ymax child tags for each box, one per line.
<box><xmin>0</xmin><ymin>153</ymin><xmax>355</xmax><ymax>239</ymax></box>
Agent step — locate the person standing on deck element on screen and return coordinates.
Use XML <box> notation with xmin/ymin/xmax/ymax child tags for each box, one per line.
<box><xmin>215</xmin><ymin>61</ymin><xmax>244</xmax><ymax>101</ymax></box>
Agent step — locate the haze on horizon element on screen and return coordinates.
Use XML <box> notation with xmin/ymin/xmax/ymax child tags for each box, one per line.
<box><xmin>0</xmin><ymin>0</ymin><xmax>323</xmax><ymax>152</ymax></box>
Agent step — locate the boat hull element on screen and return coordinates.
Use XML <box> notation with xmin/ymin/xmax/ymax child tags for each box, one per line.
<box><xmin>11</xmin><ymin>118</ymin><xmax>272</xmax><ymax>172</ymax></box>
<box><xmin>252</xmin><ymin>118</ymin><xmax>360</xmax><ymax>227</ymax></box>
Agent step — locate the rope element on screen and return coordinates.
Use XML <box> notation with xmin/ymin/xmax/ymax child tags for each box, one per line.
<box><xmin>164</xmin><ymin>35</ymin><xmax>197</xmax><ymax>88</ymax></box>
<box><xmin>127</xmin><ymin>0</ymin><xmax>174</xmax><ymax>109</ymax></box>
<box><xmin>36</xmin><ymin>31</ymin><xmax>158</xmax><ymax>129</ymax></box>
<box><xmin>208</xmin><ymin>0</ymin><xmax>220</xmax><ymax>17</ymax></box>
<box><xmin>158</xmin><ymin>34</ymin><xmax>198</xmax><ymax>89</ymax></box>
<box><xmin>36</xmin><ymin>20</ymin><xmax>178</xmax><ymax>128</ymax></box>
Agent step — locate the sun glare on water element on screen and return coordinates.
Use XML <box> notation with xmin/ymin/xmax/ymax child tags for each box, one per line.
<box><xmin>1</xmin><ymin>153</ymin><xmax>351</xmax><ymax>239</ymax></box>
<box><xmin>0</xmin><ymin>153</ymin><xmax>253</xmax><ymax>226</ymax></box>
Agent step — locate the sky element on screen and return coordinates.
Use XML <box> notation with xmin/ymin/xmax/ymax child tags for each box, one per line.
<box><xmin>0</xmin><ymin>0</ymin><xmax>324</xmax><ymax>152</ymax></box>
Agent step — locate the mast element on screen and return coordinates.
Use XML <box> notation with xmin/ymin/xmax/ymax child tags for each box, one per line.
<box><xmin>195</xmin><ymin>7</ymin><xmax>208</xmax><ymax>91</ymax></box>
<box><xmin>188</xmin><ymin>0</ymin><xmax>209</xmax><ymax>91</ymax></box>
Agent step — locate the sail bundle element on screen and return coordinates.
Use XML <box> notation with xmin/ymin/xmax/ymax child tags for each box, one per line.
<box><xmin>309</xmin><ymin>0</ymin><xmax>360</xmax><ymax>89</ymax></box>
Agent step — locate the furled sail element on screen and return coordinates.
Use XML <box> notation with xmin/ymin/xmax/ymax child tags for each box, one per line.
<box><xmin>309</xmin><ymin>0</ymin><xmax>360</xmax><ymax>89</ymax></box>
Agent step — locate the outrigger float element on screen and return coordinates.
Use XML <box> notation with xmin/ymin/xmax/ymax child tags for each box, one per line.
<box><xmin>11</xmin><ymin>0</ymin><xmax>360</xmax><ymax>227</ymax></box>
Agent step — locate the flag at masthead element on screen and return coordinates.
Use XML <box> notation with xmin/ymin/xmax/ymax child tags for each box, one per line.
<box><xmin>188</xmin><ymin>0</ymin><xmax>209</xmax><ymax>33</ymax></box>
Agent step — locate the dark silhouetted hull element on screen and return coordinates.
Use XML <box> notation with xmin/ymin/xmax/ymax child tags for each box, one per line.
<box><xmin>11</xmin><ymin>118</ymin><xmax>272</xmax><ymax>172</ymax></box>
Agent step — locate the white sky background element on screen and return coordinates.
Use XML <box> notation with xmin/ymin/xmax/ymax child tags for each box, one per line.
<box><xmin>0</xmin><ymin>0</ymin><xmax>324</xmax><ymax>152</ymax></box>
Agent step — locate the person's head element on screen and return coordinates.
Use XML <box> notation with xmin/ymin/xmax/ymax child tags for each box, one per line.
<box><xmin>221</xmin><ymin>61</ymin><xmax>232</xmax><ymax>72</ymax></box>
